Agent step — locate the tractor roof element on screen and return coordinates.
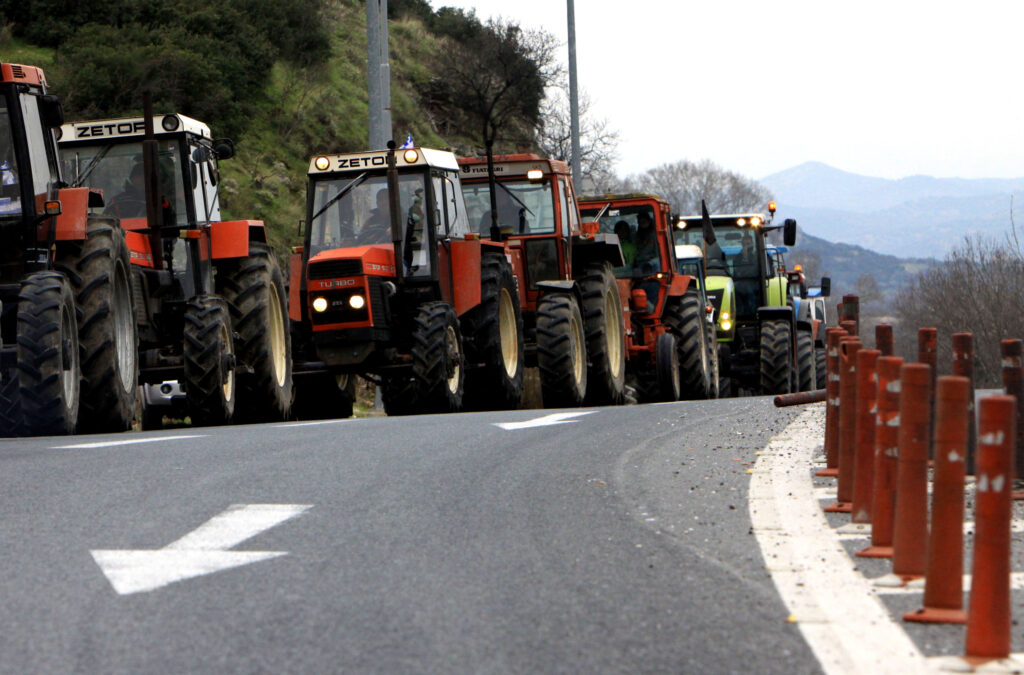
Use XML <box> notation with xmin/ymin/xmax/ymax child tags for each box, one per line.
<box><xmin>457</xmin><ymin>154</ymin><xmax>570</xmax><ymax>179</ymax></box>
<box><xmin>579</xmin><ymin>192</ymin><xmax>667</xmax><ymax>204</ymax></box>
<box><xmin>308</xmin><ymin>147</ymin><xmax>458</xmax><ymax>175</ymax></box>
<box><xmin>58</xmin><ymin>114</ymin><xmax>212</xmax><ymax>142</ymax></box>
<box><xmin>0</xmin><ymin>63</ymin><xmax>46</xmax><ymax>87</ymax></box>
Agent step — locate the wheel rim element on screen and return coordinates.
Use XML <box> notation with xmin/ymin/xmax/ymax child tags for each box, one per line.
<box><xmin>498</xmin><ymin>288</ymin><xmax>518</xmax><ymax>378</ymax></box>
<box><xmin>112</xmin><ymin>262</ymin><xmax>136</xmax><ymax>392</ymax></box>
<box><xmin>221</xmin><ymin>320</ymin><xmax>235</xmax><ymax>402</ymax></box>
<box><xmin>60</xmin><ymin>296</ymin><xmax>79</xmax><ymax>406</ymax></box>
<box><xmin>604</xmin><ymin>287</ymin><xmax>623</xmax><ymax>376</ymax></box>
<box><xmin>570</xmin><ymin>305</ymin><xmax>584</xmax><ymax>387</ymax></box>
<box><xmin>445</xmin><ymin>324</ymin><xmax>461</xmax><ymax>395</ymax></box>
<box><xmin>267</xmin><ymin>280</ymin><xmax>288</xmax><ymax>388</ymax></box>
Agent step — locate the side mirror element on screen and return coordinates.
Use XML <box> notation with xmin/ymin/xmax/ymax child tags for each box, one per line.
<box><xmin>783</xmin><ymin>218</ymin><xmax>797</xmax><ymax>246</ymax></box>
<box><xmin>213</xmin><ymin>138</ymin><xmax>235</xmax><ymax>160</ymax></box>
<box><xmin>820</xmin><ymin>276</ymin><xmax>831</xmax><ymax>298</ymax></box>
<box><xmin>40</xmin><ymin>95</ymin><xmax>64</xmax><ymax>128</ymax></box>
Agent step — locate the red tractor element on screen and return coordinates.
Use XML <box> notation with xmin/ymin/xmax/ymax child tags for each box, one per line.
<box><xmin>0</xmin><ymin>62</ymin><xmax>129</xmax><ymax>436</ymax></box>
<box><xmin>458</xmin><ymin>155</ymin><xmax>626</xmax><ymax>407</ymax></box>
<box><xmin>58</xmin><ymin>98</ymin><xmax>292</xmax><ymax>427</ymax></box>
<box><xmin>579</xmin><ymin>193</ymin><xmax>718</xmax><ymax>401</ymax></box>
<box><xmin>289</xmin><ymin>143</ymin><xmax>524</xmax><ymax>415</ymax></box>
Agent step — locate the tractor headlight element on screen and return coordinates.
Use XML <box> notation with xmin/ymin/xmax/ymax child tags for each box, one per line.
<box><xmin>720</xmin><ymin>319</ymin><xmax>732</xmax><ymax>331</ymax></box>
<box><xmin>349</xmin><ymin>294</ymin><xmax>366</xmax><ymax>310</ymax></box>
<box><xmin>721</xmin><ymin>311</ymin><xmax>730</xmax><ymax>321</ymax></box>
<box><xmin>403</xmin><ymin>149</ymin><xmax>419</xmax><ymax>163</ymax></box>
<box><xmin>750</xmin><ymin>216</ymin><xmax>762</xmax><ymax>227</ymax></box>
<box><xmin>314</xmin><ymin>156</ymin><xmax>330</xmax><ymax>171</ymax></box>
<box><xmin>312</xmin><ymin>296</ymin><xmax>328</xmax><ymax>313</ymax></box>
<box><xmin>737</xmin><ymin>218</ymin><xmax>746</xmax><ymax>227</ymax></box>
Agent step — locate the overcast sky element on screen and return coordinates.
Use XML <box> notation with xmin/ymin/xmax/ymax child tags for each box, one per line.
<box><xmin>427</xmin><ymin>1</ymin><xmax>1024</xmax><ymax>181</ymax></box>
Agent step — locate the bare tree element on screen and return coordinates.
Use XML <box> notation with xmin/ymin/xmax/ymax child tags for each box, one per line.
<box><xmin>535</xmin><ymin>77</ymin><xmax>620</xmax><ymax>192</ymax></box>
<box><xmin>620</xmin><ymin>159</ymin><xmax>773</xmax><ymax>215</ymax></box>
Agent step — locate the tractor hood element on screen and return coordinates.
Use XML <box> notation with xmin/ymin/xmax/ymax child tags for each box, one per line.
<box><xmin>306</xmin><ymin>244</ymin><xmax>397</xmax><ymax>282</ymax></box>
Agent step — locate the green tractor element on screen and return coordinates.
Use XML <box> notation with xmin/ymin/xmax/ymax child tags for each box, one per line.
<box><xmin>673</xmin><ymin>203</ymin><xmax>806</xmax><ymax>396</ymax></box>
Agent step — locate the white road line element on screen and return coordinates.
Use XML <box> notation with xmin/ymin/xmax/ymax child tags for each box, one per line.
<box><xmin>53</xmin><ymin>434</ymin><xmax>207</xmax><ymax>450</ymax></box>
<box><xmin>493</xmin><ymin>411</ymin><xmax>596</xmax><ymax>430</ymax></box>
<box><xmin>273</xmin><ymin>420</ymin><xmax>353</xmax><ymax>428</ymax></box>
<box><xmin>167</xmin><ymin>504</ymin><xmax>312</xmax><ymax>551</ymax></box>
<box><xmin>750</xmin><ymin>406</ymin><xmax>930</xmax><ymax>674</ymax></box>
<box><xmin>874</xmin><ymin>571</ymin><xmax>1024</xmax><ymax>595</ymax></box>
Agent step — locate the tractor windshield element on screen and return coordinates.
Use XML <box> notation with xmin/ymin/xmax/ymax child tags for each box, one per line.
<box><xmin>581</xmin><ymin>204</ymin><xmax>661</xmax><ymax>278</ymax></box>
<box><xmin>461</xmin><ymin>178</ymin><xmax>556</xmax><ymax>235</ymax></box>
<box><xmin>59</xmin><ymin>140</ymin><xmax>189</xmax><ymax>226</ymax></box>
<box><xmin>308</xmin><ymin>171</ymin><xmax>430</xmax><ymax>276</ymax></box>
<box><xmin>0</xmin><ymin>99</ymin><xmax>21</xmax><ymax>217</ymax></box>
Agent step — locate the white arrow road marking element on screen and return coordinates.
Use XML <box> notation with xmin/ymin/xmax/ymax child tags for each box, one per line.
<box><xmin>91</xmin><ymin>504</ymin><xmax>312</xmax><ymax>595</ymax></box>
<box><xmin>493</xmin><ymin>411</ymin><xmax>596</xmax><ymax>430</ymax></box>
<box><xmin>53</xmin><ymin>434</ymin><xmax>207</xmax><ymax>450</ymax></box>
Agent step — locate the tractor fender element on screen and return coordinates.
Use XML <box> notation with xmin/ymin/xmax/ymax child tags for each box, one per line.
<box><xmin>570</xmin><ymin>236</ymin><xmax>624</xmax><ymax>273</ymax></box>
<box><xmin>211</xmin><ymin>220</ymin><xmax>266</xmax><ymax>260</ymax></box>
<box><xmin>46</xmin><ymin>186</ymin><xmax>94</xmax><ymax>241</ymax></box>
<box><xmin>448</xmin><ymin>238</ymin><xmax>482</xmax><ymax>316</ymax></box>
<box><xmin>535</xmin><ymin>279</ymin><xmax>577</xmax><ymax>294</ymax></box>
<box><xmin>757</xmin><ymin>305</ymin><xmax>794</xmax><ymax>325</ymax></box>
<box><xmin>667</xmin><ymin>274</ymin><xmax>691</xmax><ymax>297</ymax></box>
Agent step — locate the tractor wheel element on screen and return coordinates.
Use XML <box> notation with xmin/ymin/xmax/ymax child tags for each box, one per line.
<box><xmin>183</xmin><ymin>296</ymin><xmax>236</xmax><ymax>426</ymax></box>
<box><xmin>461</xmin><ymin>252</ymin><xmax>524</xmax><ymax>411</ymax></box>
<box><xmin>536</xmin><ymin>292</ymin><xmax>587</xmax><ymax>408</ymax></box>
<box><xmin>815</xmin><ymin>345</ymin><xmax>827</xmax><ymax>390</ymax></box>
<box><xmin>55</xmin><ymin>217</ymin><xmax>138</xmax><ymax>432</ymax></box>
<box><xmin>707</xmin><ymin>323</ymin><xmax>721</xmax><ymax>399</ymax></box>
<box><xmin>17</xmin><ymin>272</ymin><xmax>80</xmax><ymax>436</ymax></box>
<box><xmin>655</xmin><ymin>332</ymin><xmax>681</xmax><ymax>402</ymax></box>
<box><xmin>292</xmin><ymin>373</ymin><xmax>355</xmax><ymax>420</ymax></box>
<box><xmin>666</xmin><ymin>290</ymin><xmax>712</xmax><ymax>399</ymax></box>
<box><xmin>216</xmin><ymin>242</ymin><xmax>293</xmax><ymax>422</ymax></box>
<box><xmin>383</xmin><ymin>302</ymin><xmax>464</xmax><ymax>415</ymax></box>
<box><xmin>578</xmin><ymin>261</ymin><xmax>625</xmax><ymax>405</ymax></box>
<box><xmin>796</xmin><ymin>329</ymin><xmax>815</xmax><ymax>392</ymax></box>
<box><xmin>759</xmin><ymin>319</ymin><xmax>793</xmax><ymax>396</ymax></box>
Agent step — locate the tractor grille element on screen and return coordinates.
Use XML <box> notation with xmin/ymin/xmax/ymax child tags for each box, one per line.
<box><xmin>367</xmin><ymin>276</ymin><xmax>388</xmax><ymax>327</ymax></box>
<box><xmin>308</xmin><ymin>259</ymin><xmax>362</xmax><ymax>279</ymax></box>
<box><xmin>11</xmin><ymin>65</ymin><xmax>25</xmax><ymax>79</ymax></box>
<box><xmin>706</xmin><ymin>290</ymin><xmax>723</xmax><ymax>314</ymax></box>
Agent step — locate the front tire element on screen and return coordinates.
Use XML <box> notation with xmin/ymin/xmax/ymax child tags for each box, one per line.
<box><xmin>667</xmin><ymin>290</ymin><xmax>712</xmax><ymax>400</ymax></box>
<box><xmin>796</xmin><ymin>329</ymin><xmax>815</xmax><ymax>392</ymax></box>
<box><xmin>536</xmin><ymin>292</ymin><xmax>587</xmax><ymax>408</ymax></box>
<box><xmin>217</xmin><ymin>242</ymin><xmax>293</xmax><ymax>421</ymax></box>
<box><xmin>655</xmin><ymin>332</ymin><xmax>681</xmax><ymax>402</ymax></box>
<box><xmin>183</xmin><ymin>296</ymin><xmax>236</xmax><ymax>426</ymax></box>
<box><xmin>578</xmin><ymin>261</ymin><xmax>625</xmax><ymax>405</ymax></box>
<box><xmin>17</xmin><ymin>273</ymin><xmax>80</xmax><ymax>436</ymax></box>
<box><xmin>293</xmin><ymin>373</ymin><xmax>356</xmax><ymax>420</ymax></box>
<box><xmin>461</xmin><ymin>253</ymin><xmax>524</xmax><ymax>410</ymax></box>
<box><xmin>55</xmin><ymin>217</ymin><xmax>138</xmax><ymax>432</ymax></box>
<box><xmin>383</xmin><ymin>302</ymin><xmax>464</xmax><ymax>415</ymax></box>
<box><xmin>760</xmin><ymin>319</ymin><xmax>793</xmax><ymax>396</ymax></box>
<box><xmin>815</xmin><ymin>344</ymin><xmax>827</xmax><ymax>390</ymax></box>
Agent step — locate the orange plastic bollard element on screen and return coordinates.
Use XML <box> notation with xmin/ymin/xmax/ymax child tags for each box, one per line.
<box><xmin>875</xmin><ymin>324</ymin><xmax>894</xmax><ymax>357</ymax></box>
<box><xmin>963</xmin><ymin>395</ymin><xmax>1016</xmax><ymax>663</ymax></box>
<box><xmin>840</xmin><ymin>320</ymin><xmax>857</xmax><ymax>338</ymax></box>
<box><xmin>918</xmin><ymin>328</ymin><xmax>938</xmax><ymax>459</ymax></box>
<box><xmin>1000</xmin><ymin>339</ymin><xmax>1023</xmax><ymax>485</ymax></box>
<box><xmin>890</xmin><ymin>362</ymin><xmax>932</xmax><ymax>583</ymax></box>
<box><xmin>818</xmin><ymin>328</ymin><xmax>845</xmax><ymax>478</ymax></box>
<box><xmin>904</xmin><ymin>376</ymin><xmax>970</xmax><ymax>624</ymax></box>
<box><xmin>857</xmin><ymin>356</ymin><xmax>903</xmax><ymax>559</ymax></box>
<box><xmin>825</xmin><ymin>338</ymin><xmax>860</xmax><ymax>513</ymax></box>
<box><xmin>851</xmin><ymin>349</ymin><xmax>880</xmax><ymax>523</ymax></box>
<box><xmin>952</xmin><ymin>332</ymin><xmax>976</xmax><ymax>476</ymax></box>
<box><xmin>841</xmin><ymin>294</ymin><xmax>860</xmax><ymax>335</ymax></box>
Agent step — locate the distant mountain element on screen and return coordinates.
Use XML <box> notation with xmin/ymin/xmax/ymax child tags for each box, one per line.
<box><xmin>761</xmin><ymin>162</ymin><xmax>1024</xmax><ymax>258</ymax></box>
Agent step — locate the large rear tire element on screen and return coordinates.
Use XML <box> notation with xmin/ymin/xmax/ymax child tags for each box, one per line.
<box><xmin>183</xmin><ymin>296</ymin><xmax>236</xmax><ymax>426</ymax></box>
<box><xmin>707</xmin><ymin>323</ymin><xmax>721</xmax><ymax>399</ymax></box>
<box><xmin>796</xmin><ymin>329</ymin><xmax>815</xmax><ymax>392</ymax></box>
<box><xmin>578</xmin><ymin>262</ymin><xmax>625</xmax><ymax>405</ymax></box>
<box><xmin>382</xmin><ymin>302</ymin><xmax>464</xmax><ymax>415</ymax></box>
<box><xmin>655</xmin><ymin>333</ymin><xmax>681</xmax><ymax>402</ymax></box>
<box><xmin>760</xmin><ymin>319</ymin><xmax>793</xmax><ymax>396</ymax></box>
<box><xmin>17</xmin><ymin>273</ymin><xmax>80</xmax><ymax>436</ymax></box>
<box><xmin>462</xmin><ymin>253</ymin><xmax>524</xmax><ymax>410</ymax></box>
<box><xmin>536</xmin><ymin>292</ymin><xmax>587</xmax><ymax>408</ymax></box>
<box><xmin>217</xmin><ymin>242</ymin><xmax>293</xmax><ymax>421</ymax></box>
<box><xmin>815</xmin><ymin>344</ymin><xmax>827</xmax><ymax>390</ymax></box>
<box><xmin>667</xmin><ymin>290</ymin><xmax>712</xmax><ymax>399</ymax></box>
<box><xmin>292</xmin><ymin>373</ymin><xmax>355</xmax><ymax>420</ymax></box>
<box><xmin>55</xmin><ymin>217</ymin><xmax>137</xmax><ymax>432</ymax></box>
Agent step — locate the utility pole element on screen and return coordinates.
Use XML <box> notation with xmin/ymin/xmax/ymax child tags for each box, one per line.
<box><xmin>567</xmin><ymin>0</ymin><xmax>582</xmax><ymax>189</ymax></box>
<box><xmin>366</xmin><ymin>0</ymin><xmax>393</xmax><ymax>149</ymax></box>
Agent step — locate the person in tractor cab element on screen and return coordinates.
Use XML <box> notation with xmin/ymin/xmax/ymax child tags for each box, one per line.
<box><xmin>614</xmin><ymin>220</ymin><xmax>637</xmax><ymax>266</ymax></box>
<box><xmin>634</xmin><ymin>211</ymin><xmax>659</xmax><ymax>274</ymax></box>
<box><xmin>360</xmin><ymin>189</ymin><xmax>392</xmax><ymax>245</ymax></box>
<box><xmin>105</xmin><ymin>163</ymin><xmax>147</xmax><ymax>218</ymax></box>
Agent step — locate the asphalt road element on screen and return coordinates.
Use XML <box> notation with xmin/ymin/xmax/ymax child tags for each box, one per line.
<box><xmin>0</xmin><ymin>398</ymin><xmax>817</xmax><ymax>674</ymax></box>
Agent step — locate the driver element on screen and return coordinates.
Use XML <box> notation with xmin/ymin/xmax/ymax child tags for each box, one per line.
<box><xmin>634</xmin><ymin>212</ymin><xmax>658</xmax><ymax>272</ymax></box>
<box><xmin>359</xmin><ymin>189</ymin><xmax>391</xmax><ymax>244</ymax></box>
<box><xmin>105</xmin><ymin>163</ymin><xmax>146</xmax><ymax>218</ymax></box>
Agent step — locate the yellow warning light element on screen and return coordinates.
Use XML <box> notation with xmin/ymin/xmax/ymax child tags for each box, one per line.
<box><xmin>403</xmin><ymin>149</ymin><xmax>419</xmax><ymax>163</ymax></box>
<box><xmin>794</xmin><ymin>264</ymin><xmax>803</xmax><ymax>272</ymax></box>
<box><xmin>768</xmin><ymin>201</ymin><xmax>777</xmax><ymax>214</ymax></box>
<box><xmin>314</xmin><ymin>156</ymin><xmax>330</xmax><ymax>171</ymax></box>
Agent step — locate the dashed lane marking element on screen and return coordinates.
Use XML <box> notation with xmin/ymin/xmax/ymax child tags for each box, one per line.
<box><xmin>493</xmin><ymin>411</ymin><xmax>596</xmax><ymax>430</ymax></box>
<box><xmin>52</xmin><ymin>435</ymin><xmax>207</xmax><ymax>450</ymax></box>
<box><xmin>273</xmin><ymin>420</ymin><xmax>353</xmax><ymax>428</ymax></box>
